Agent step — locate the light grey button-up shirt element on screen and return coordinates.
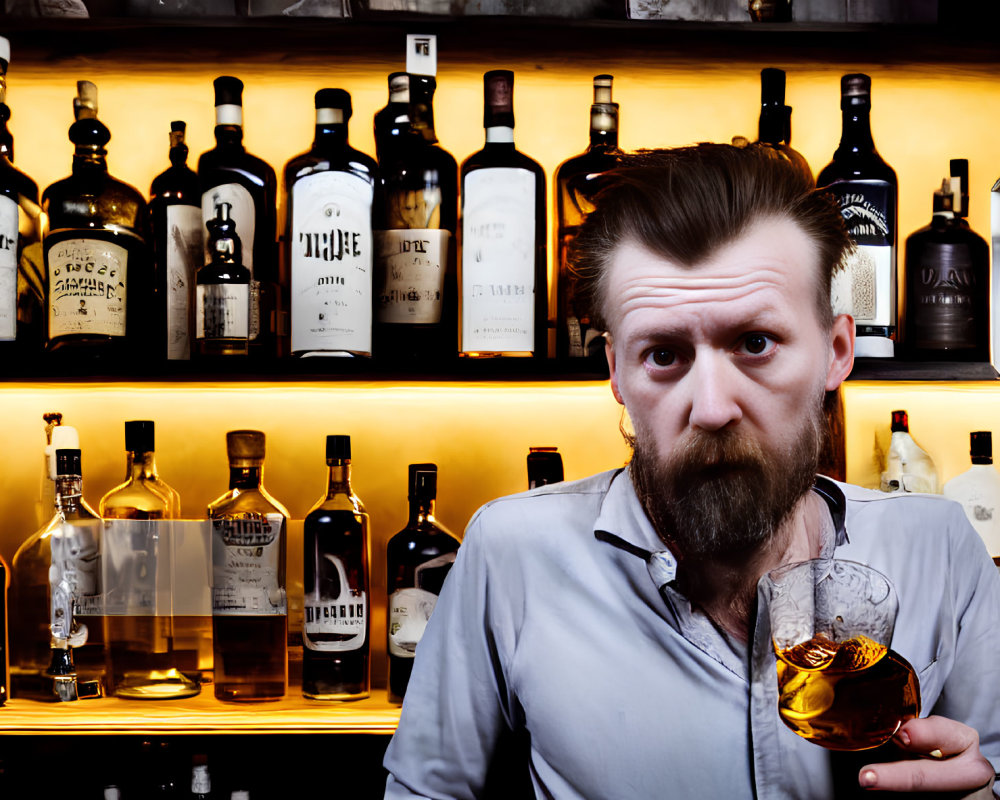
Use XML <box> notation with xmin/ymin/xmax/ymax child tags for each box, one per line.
<box><xmin>384</xmin><ymin>469</ymin><xmax>1000</xmax><ymax>799</ymax></box>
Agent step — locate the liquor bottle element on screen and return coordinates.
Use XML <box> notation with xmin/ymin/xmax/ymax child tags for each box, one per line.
<box><xmin>302</xmin><ymin>435</ymin><xmax>370</xmax><ymax>700</ymax></box>
<box><xmin>190</xmin><ymin>756</ymin><xmax>212</xmax><ymax>800</ymax></box>
<box><xmin>100</xmin><ymin>420</ymin><xmax>180</xmax><ymax>519</ymax></box>
<box><xmin>879</xmin><ymin>410</ymin><xmax>938</xmax><ymax>494</ymax></box>
<box><xmin>150</xmin><ymin>121</ymin><xmax>202</xmax><ymax>362</ymax></box>
<box><xmin>10</xmin><ymin>448</ymin><xmax>105</xmax><ymax>700</ymax></box>
<box><xmin>198</xmin><ymin>76</ymin><xmax>279</xmax><ymax>358</ymax></box>
<box><xmin>386</xmin><ymin>462</ymin><xmax>459</xmax><ymax>702</ymax></box>
<box><xmin>283</xmin><ymin>89</ymin><xmax>377</xmax><ymax>358</ymax></box>
<box><xmin>818</xmin><ymin>73</ymin><xmax>898</xmax><ymax>359</ymax></box>
<box><xmin>902</xmin><ymin>175</ymin><xmax>988</xmax><ymax>361</ymax></box>
<box><xmin>374</xmin><ymin>67</ymin><xmax>459</xmax><ymax>363</ymax></box>
<box><xmin>527</xmin><ymin>446</ymin><xmax>564</xmax><ymax>489</ymax></box>
<box><xmin>0</xmin><ymin>36</ymin><xmax>44</xmax><ymax>361</ymax></box>
<box><xmin>373</xmin><ymin>72</ymin><xmax>413</xmax><ymax>165</ymax></box>
<box><xmin>460</xmin><ymin>70</ymin><xmax>547</xmax><ymax>358</ymax></box>
<box><xmin>755</xmin><ymin>67</ymin><xmax>812</xmax><ymax>183</ymax></box>
<box><xmin>943</xmin><ymin>431</ymin><xmax>1000</xmax><ymax>564</ymax></box>
<box><xmin>36</xmin><ymin>412</ymin><xmax>78</xmax><ymax>527</ymax></box>
<box><xmin>208</xmin><ymin>430</ymin><xmax>288</xmax><ymax>701</ymax></box>
<box><xmin>42</xmin><ymin>81</ymin><xmax>151</xmax><ymax>359</ymax></box>
<box><xmin>554</xmin><ymin>74</ymin><xmax>622</xmax><ymax>361</ymax></box>
<box><xmin>195</xmin><ymin>202</ymin><xmax>250</xmax><ymax>359</ymax></box>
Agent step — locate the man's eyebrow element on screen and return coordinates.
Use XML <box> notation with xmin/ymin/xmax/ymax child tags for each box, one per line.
<box><xmin>625</xmin><ymin>312</ymin><xmax>788</xmax><ymax>347</ymax></box>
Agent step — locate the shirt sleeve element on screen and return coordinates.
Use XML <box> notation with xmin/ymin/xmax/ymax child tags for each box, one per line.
<box><xmin>383</xmin><ymin>509</ymin><xmax>515</xmax><ymax>799</ymax></box>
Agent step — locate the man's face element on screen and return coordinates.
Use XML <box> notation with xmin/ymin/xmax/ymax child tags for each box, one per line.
<box><xmin>605</xmin><ymin>216</ymin><xmax>854</xmax><ymax>560</ymax></box>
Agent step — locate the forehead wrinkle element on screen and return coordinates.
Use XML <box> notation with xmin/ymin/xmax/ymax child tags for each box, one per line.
<box><xmin>615</xmin><ymin>268</ymin><xmax>789</xmax><ymax>316</ymax></box>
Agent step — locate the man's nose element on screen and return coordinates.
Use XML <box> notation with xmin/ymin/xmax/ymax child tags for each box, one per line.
<box><xmin>686</xmin><ymin>352</ymin><xmax>743</xmax><ymax>432</ymax></box>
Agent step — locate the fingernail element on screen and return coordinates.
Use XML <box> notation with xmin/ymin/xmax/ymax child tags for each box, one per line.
<box><xmin>929</xmin><ymin>749</ymin><xmax>943</xmax><ymax>759</ymax></box>
<box><xmin>860</xmin><ymin>770</ymin><xmax>877</xmax><ymax>788</ymax></box>
<box><xmin>897</xmin><ymin>730</ymin><xmax>911</xmax><ymax>746</ymax></box>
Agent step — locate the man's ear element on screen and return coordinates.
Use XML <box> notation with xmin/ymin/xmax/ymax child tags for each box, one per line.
<box><xmin>607</xmin><ymin>334</ymin><xmax>625</xmax><ymax>406</ymax></box>
<box><xmin>825</xmin><ymin>314</ymin><xmax>855</xmax><ymax>391</ymax></box>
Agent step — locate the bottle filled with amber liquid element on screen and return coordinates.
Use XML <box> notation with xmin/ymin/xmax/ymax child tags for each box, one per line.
<box><xmin>386</xmin><ymin>463</ymin><xmax>459</xmax><ymax>702</ymax></box>
<box><xmin>99</xmin><ymin>420</ymin><xmax>200</xmax><ymax>699</ymax></box>
<box><xmin>460</xmin><ymin>70</ymin><xmax>547</xmax><ymax>358</ymax></box>
<box><xmin>195</xmin><ymin>202</ymin><xmax>250</xmax><ymax>359</ymax></box>
<box><xmin>555</xmin><ymin>75</ymin><xmax>621</xmax><ymax>362</ymax></box>
<box><xmin>150</xmin><ymin>121</ymin><xmax>202</xmax><ymax>362</ymax></box>
<box><xmin>208</xmin><ymin>430</ymin><xmax>288</xmax><ymax>701</ymax></box>
<box><xmin>283</xmin><ymin>90</ymin><xmax>377</xmax><ymax>358</ymax></box>
<box><xmin>43</xmin><ymin>81</ymin><xmax>151</xmax><ymax>361</ymax></box>
<box><xmin>302</xmin><ymin>435</ymin><xmax>370</xmax><ymax>700</ymax></box>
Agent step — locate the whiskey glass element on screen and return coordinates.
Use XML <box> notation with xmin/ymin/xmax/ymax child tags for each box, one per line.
<box><xmin>762</xmin><ymin>558</ymin><xmax>920</xmax><ymax>750</ymax></box>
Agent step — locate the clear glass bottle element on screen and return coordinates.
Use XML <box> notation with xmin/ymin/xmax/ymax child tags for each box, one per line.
<box><xmin>195</xmin><ymin>202</ymin><xmax>250</xmax><ymax>359</ymax></box>
<box><xmin>460</xmin><ymin>70</ymin><xmax>547</xmax><ymax>358</ymax></box>
<box><xmin>755</xmin><ymin>67</ymin><xmax>812</xmax><ymax>183</ymax></box>
<box><xmin>302</xmin><ymin>435</ymin><xmax>370</xmax><ymax>700</ymax></box>
<box><xmin>554</xmin><ymin>74</ymin><xmax>622</xmax><ymax>362</ymax></box>
<box><xmin>10</xmin><ymin>448</ymin><xmax>105</xmax><ymax>700</ymax></box>
<box><xmin>386</xmin><ymin>463</ymin><xmax>458</xmax><ymax>703</ymax></box>
<box><xmin>943</xmin><ymin>431</ymin><xmax>1000</xmax><ymax>565</ymax></box>
<box><xmin>100</xmin><ymin>420</ymin><xmax>180</xmax><ymax>519</ymax></box>
<box><xmin>208</xmin><ymin>430</ymin><xmax>287</xmax><ymax>701</ymax></box>
<box><xmin>0</xmin><ymin>36</ymin><xmax>44</xmax><ymax>362</ymax></box>
<box><xmin>879</xmin><ymin>410</ymin><xmax>939</xmax><ymax>494</ymax></box>
<box><xmin>198</xmin><ymin>76</ymin><xmax>279</xmax><ymax>359</ymax></box>
<box><xmin>150</xmin><ymin>120</ymin><xmax>202</xmax><ymax>362</ymax></box>
<box><xmin>818</xmin><ymin>73</ymin><xmax>898</xmax><ymax>359</ymax></box>
<box><xmin>283</xmin><ymin>89</ymin><xmax>377</xmax><ymax>358</ymax></box>
<box><xmin>527</xmin><ymin>446</ymin><xmax>564</xmax><ymax>489</ymax></box>
<box><xmin>42</xmin><ymin>81</ymin><xmax>151</xmax><ymax>360</ymax></box>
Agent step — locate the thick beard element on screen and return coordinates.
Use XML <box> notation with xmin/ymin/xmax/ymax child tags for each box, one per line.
<box><xmin>628</xmin><ymin>399</ymin><xmax>825</xmax><ymax>565</ymax></box>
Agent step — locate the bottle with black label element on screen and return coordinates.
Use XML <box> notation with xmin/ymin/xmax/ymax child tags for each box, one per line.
<box><xmin>375</xmin><ymin>61</ymin><xmax>458</xmax><ymax>363</ymax></box>
<box><xmin>302</xmin><ymin>435</ymin><xmax>370</xmax><ymax>699</ymax></box>
<box><xmin>42</xmin><ymin>81</ymin><xmax>151</xmax><ymax>360</ymax></box>
<box><xmin>460</xmin><ymin>70</ymin><xmax>547</xmax><ymax>358</ymax></box>
<box><xmin>386</xmin><ymin>463</ymin><xmax>459</xmax><ymax>702</ymax></box>
<box><xmin>283</xmin><ymin>89</ymin><xmax>377</xmax><ymax>358</ymax></box>
<box><xmin>755</xmin><ymin>67</ymin><xmax>812</xmax><ymax>183</ymax></box>
<box><xmin>0</xmin><ymin>36</ymin><xmax>44</xmax><ymax>362</ymax></box>
<box><xmin>208</xmin><ymin>430</ymin><xmax>288</xmax><ymax>701</ymax></box>
<box><xmin>150</xmin><ymin>121</ymin><xmax>202</xmax><ymax>362</ymax></box>
<box><xmin>818</xmin><ymin>73</ymin><xmax>898</xmax><ymax>359</ymax></box>
<box><xmin>195</xmin><ymin>203</ymin><xmax>250</xmax><ymax>359</ymax></box>
<box><xmin>198</xmin><ymin>77</ymin><xmax>279</xmax><ymax>359</ymax></box>
<box><xmin>527</xmin><ymin>446</ymin><xmax>564</xmax><ymax>489</ymax></box>
<box><xmin>554</xmin><ymin>75</ymin><xmax>622</xmax><ymax>362</ymax></box>
<box><xmin>902</xmin><ymin>174</ymin><xmax>988</xmax><ymax>361</ymax></box>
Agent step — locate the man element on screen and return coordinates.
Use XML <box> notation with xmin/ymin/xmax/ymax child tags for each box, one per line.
<box><xmin>383</xmin><ymin>144</ymin><xmax>1000</xmax><ymax>799</ymax></box>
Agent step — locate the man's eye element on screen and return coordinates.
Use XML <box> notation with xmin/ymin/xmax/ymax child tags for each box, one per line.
<box><xmin>741</xmin><ymin>334</ymin><xmax>774</xmax><ymax>355</ymax></box>
<box><xmin>647</xmin><ymin>349</ymin><xmax>675</xmax><ymax>367</ymax></box>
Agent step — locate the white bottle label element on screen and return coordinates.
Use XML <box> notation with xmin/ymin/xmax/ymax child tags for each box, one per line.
<box><xmin>0</xmin><ymin>194</ymin><xmax>17</xmax><ymax>341</ymax></box>
<box><xmin>196</xmin><ymin>283</ymin><xmax>249</xmax><ymax>340</ymax></box>
<box><xmin>388</xmin><ymin>551</ymin><xmax>455</xmax><ymax>657</ymax></box>
<box><xmin>202</xmin><ymin>183</ymin><xmax>256</xmax><ymax>274</ymax></box>
<box><xmin>375</xmin><ymin>229</ymin><xmax>449</xmax><ymax>324</ymax></box>
<box><xmin>461</xmin><ymin>167</ymin><xmax>536</xmax><ymax>353</ymax></box>
<box><xmin>211</xmin><ymin>513</ymin><xmax>286</xmax><ymax>616</ymax></box>
<box><xmin>47</xmin><ymin>237</ymin><xmax>128</xmax><ymax>338</ymax></box>
<box><xmin>165</xmin><ymin>204</ymin><xmax>203</xmax><ymax>360</ymax></box>
<box><xmin>290</xmin><ymin>171</ymin><xmax>373</xmax><ymax>355</ymax></box>
<box><xmin>303</xmin><ymin>553</ymin><xmax>367</xmax><ymax>652</ymax></box>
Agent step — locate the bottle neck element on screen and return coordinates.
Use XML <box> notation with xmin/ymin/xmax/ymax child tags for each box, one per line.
<box><xmin>589</xmin><ymin>126</ymin><xmax>618</xmax><ymax>149</ymax></box>
<box><xmin>408</xmin><ymin>495</ymin><xmax>435</xmax><ymax>525</ymax></box>
<box><xmin>485</xmin><ymin>126</ymin><xmax>514</xmax><ymax>145</ymax></box>
<box><xmin>126</xmin><ymin>450</ymin><xmax>159</xmax><ymax>481</ymax></box>
<box><xmin>326</xmin><ymin>461</ymin><xmax>352</xmax><ymax>496</ymax></box>
<box><xmin>55</xmin><ymin>475</ymin><xmax>84</xmax><ymax>513</ymax></box>
<box><xmin>758</xmin><ymin>107</ymin><xmax>786</xmax><ymax>146</ymax></box>
<box><xmin>0</xmin><ymin>103</ymin><xmax>12</xmax><ymax>161</ymax></box>
<box><xmin>313</xmin><ymin>120</ymin><xmax>349</xmax><ymax>150</ymax></box>
<box><xmin>410</xmin><ymin>81</ymin><xmax>439</xmax><ymax>145</ymax></box>
<box><xmin>169</xmin><ymin>143</ymin><xmax>189</xmax><ymax>168</ymax></box>
<box><xmin>72</xmin><ymin>144</ymin><xmax>108</xmax><ymax>172</ymax></box>
<box><xmin>838</xmin><ymin>105</ymin><xmax>875</xmax><ymax>151</ymax></box>
<box><xmin>229</xmin><ymin>465</ymin><xmax>262</xmax><ymax>490</ymax></box>
<box><xmin>214</xmin><ymin>124</ymin><xmax>244</xmax><ymax>150</ymax></box>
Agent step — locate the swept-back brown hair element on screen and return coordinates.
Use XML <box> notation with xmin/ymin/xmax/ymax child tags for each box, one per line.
<box><xmin>570</xmin><ymin>143</ymin><xmax>850</xmax><ymax>333</ymax></box>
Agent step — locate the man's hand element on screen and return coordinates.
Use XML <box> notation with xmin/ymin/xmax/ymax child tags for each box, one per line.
<box><xmin>858</xmin><ymin>716</ymin><xmax>996</xmax><ymax>796</ymax></box>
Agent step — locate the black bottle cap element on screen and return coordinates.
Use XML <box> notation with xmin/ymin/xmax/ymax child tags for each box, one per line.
<box><xmin>760</xmin><ymin>67</ymin><xmax>786</xmax><ymax>105</ymax></box>
<box><xmin>124</xmin><ymin>420</ymin><xmax>155</xmax><ymax>453</ymax></box>
<box><xmin>483</xmin><ymin>69</ymin><xmax>515</xmax><ymax>129</ymax></box>
<box><xmin>206</xmin><ymin>202</ymin><xmax>243</xmax><ymax>264</ymax></box>
<box><xmin>970</xmin><ymin>431</ymin><xmax>993</xmax><ymax>464</ymax></box>
<box><xmin>213</xmin><ymin>76</ymin><xmax>244</xmax><ymax>107</ymax></box>
<box><xmin>315</xmin><ymin>88</ymin><xmax>352</xmax><ymax>116</ymax></box>
<box><xmin>171</xmin><ymin>120</ymin><xmax>186</xmax><ymax>134</ymax></box>
<box><xmin>326</xmin><ymin>434</ymin><xmax>351</xmax><ymax>461</ymax></box>
<box><xmin>840</xmin><ymin>73</ymin><xmax>871</xmax><ymax>110</ymax></box>
<box><xmin>408</xmin><ymin>462</ymin><xmax>438</xmax><ymax>501</ymax></box>
<box><xmin>55</xmin><ymin>448</ymin><xmax>82</xmax><ymax>477</ymax></box>
<box><xmin>890</xmin><ymin>409</ymin><xmax>909</xmax><ymax>433</ymax></box>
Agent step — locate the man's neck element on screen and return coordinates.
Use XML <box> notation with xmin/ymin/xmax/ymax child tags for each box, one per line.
<box><xmin>675</xmin><ymin>490</ymin><xmax>830</xmax><ymax>643</ymax></box>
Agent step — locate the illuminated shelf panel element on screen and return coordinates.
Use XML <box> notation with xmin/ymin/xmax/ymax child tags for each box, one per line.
<box><xmin>0</xmin><ymin>690</ymin><xmax>400</xmax><ymax>735</ymax></box>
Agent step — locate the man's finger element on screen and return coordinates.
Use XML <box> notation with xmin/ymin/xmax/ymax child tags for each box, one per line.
<box><xmin>892</xmin><ymin>715</ymin><xmax>981</xmax><ymax>757</ymax></box>
<box><xmin>859</xmin><ymin>756</ymin><xmax>995</xmax><ymax>794</ymax></box>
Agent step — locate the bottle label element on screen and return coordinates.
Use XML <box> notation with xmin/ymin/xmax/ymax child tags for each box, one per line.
<box><xmin>303</xmin><ymin>553</ymin><xmax>367</xmax><ymax>652</ymax></box>
<box><xmin>202</xmin><ymin>183</ymin><xmax>256</xmax><ymax>274</ymax></box>
<box><xmin>165</xmin><ymin>204</ymin><xmax>203</xmax><ymax>360</ymax></box>
<box><xmin>50</xmin><ymin>520</ymin><xmax>103</xmax><ymax>641</ymax></box>
<box><xmin>196</xmin><ymin>283</ymin><xmax>249</xmax><ymax>340</ymax></box>
<box><xmin>387</xmin><ymin>551</ymin><xmax>456</xmax><ymax>658</ymax></box>
<box><xmin>375</xmin><ymin>229</ymin><xmax>449</xmax><ymax>324</ymax></box>
<box><xmin>290</xmin><ymin>171</ymin><xmax>374</xmax><ymax>354</ymax></box>
<box><xmin>461</xmin><ymin>167</ymin><xmax>536</xmax><ymax>353</ymax></box>
<box><xmin>0</xmin><ymin>194</ymin><xmax>17</xmax><ymax>341</ymax></box>
<box><xmin>47</xmin><ymin>237</ymin><xmax>128</xmax><ymax>338</ymax></box>
<box><xmin>211</xmin><ymin>513</ymin><xmax>287</xmax><ymax>616</ymax></box>
<box><xmin>825</xmin><ymin>180</ymin><xmax>895</xmax><ymax>328</ymax></box>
